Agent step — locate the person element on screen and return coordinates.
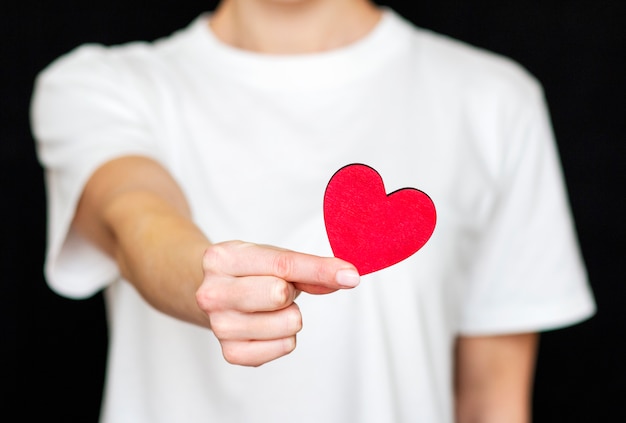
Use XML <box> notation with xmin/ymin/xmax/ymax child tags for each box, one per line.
<box><xmin>30</xmin><ymin>0</ymin><xmax>596</xmax><ymax>422</ymax></box>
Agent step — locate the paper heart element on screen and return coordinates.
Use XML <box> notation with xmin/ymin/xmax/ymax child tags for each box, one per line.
<box><xmin>323</xmin><ymin>163</ymin><xmax>436</xmax><ymax>275</ymax></box>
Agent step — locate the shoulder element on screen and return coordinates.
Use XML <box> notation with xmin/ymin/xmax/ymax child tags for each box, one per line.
<box><xmin>34</xmin><ymin>16</ymin><xmax>205</xmax><ymax>96</ymax></box>
<box><xmin>399</xmin><ymin>16</ymin><xmax>551</xmax><ymax>157</ymax></box>
<box><xmin>393</xmin><ymin>12</ymin><xmax>545</xmax><ymax>111</ymax></box>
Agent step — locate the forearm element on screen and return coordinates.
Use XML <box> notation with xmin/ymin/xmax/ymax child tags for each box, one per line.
<box><xmin>455</xmin><ymin>384</ymin><xmax>532</xmax><ymax>423</ymax></box>
<box><xmin>455</xmin><ymin>333</ymin><xmax>538</xmax><ymax>423</ymax></box>
<box><xmin>73</xmin><ymin>156</ymin><xmax>212</xmax><ymax>328</ymax></box>
<box><xmin>103</xmin><ymin>190</ymin><xmax>212</xmax><ymax>327</ymax></box>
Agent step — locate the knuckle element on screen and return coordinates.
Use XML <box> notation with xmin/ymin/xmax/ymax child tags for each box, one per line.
<box><xmin>314</xmin><ymin>260</ymin><xmax>328</xmax><ymax>285</ymax></box>
<box><xmin>195</xmin><ymin>282</ymin><xmax>222</xmax><ymax>313</ymax></box>
<box><xmin>203</xmin><ymin>241</ymin><xmax>247</xmax><ymax>272</ymax></box>
<box><xmin>221</xmin><ymin>342</ymin><xmax>243</xmax><ymax>365</ymax></box>
<box><xmin>221</xmin><ymin>337</ymin><xmax>297</xmax><ymax>367</ymax></box>
<box><xmin>272</xmin><ymin>252</ymin><xmax>294</xmax><ymax>280</ymax></box>
<box><xmin>317</xmin><ymin>257</ymin><xmax>340</xmax><ymax>285</ymax></box>
<box><xmin>209</xmin><ymin>316</ymin><xmax>234</xmax><ymax>339</ymax></box>
<box><xmin>282</xmin><ymin>336</ymin><xmax>297</xmax><ymax>355</ymax></box>
<box><xmin>221</xmin><ymin>342</ymin><xmax>263</xmax><ymax>367</ymax></box>
<box><xmin>202</xmin><ymin>244</ymin><xmax>225</xmax><ymax>272</ymax></box>
<box><xmin>270</xmin><ymin>280</ymin><xmax>294</xmax><ymax>308</ymax></box>
<box><xmin>286</xmin><ymin>305</ymin><xmax>303</xmax><ymax>333</ymax></box>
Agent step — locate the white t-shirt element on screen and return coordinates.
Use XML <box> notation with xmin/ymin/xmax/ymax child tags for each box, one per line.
<box><xmin>31</xmin><ymin>8</ymin><xmax>595</xmax><ymax>423</ymax></box>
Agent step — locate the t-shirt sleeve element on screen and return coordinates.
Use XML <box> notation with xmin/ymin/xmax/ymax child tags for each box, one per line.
<box><xmin>31</xmin><ymin>45</ymin><xmax>162</xmax><ymax>298</ymax></box>
<box><xmin>457</xmin><ymin>77</ymin><xmax>596</xmax><ymax>335</ymax></box>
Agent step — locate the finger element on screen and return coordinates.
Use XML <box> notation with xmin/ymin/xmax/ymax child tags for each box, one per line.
<box><xmin>197</xmin><ymin>274</ymin><xmax>298</xmax><ymax>313</ymax></box>
<box><xmin>293</xmin><ymin>282</ymin><xmax>337</xmax><ymax>295</ymax></box>
<box><xmin>220</xmin><ymin>337</ymin><xmax>297</xmax><ymax>367</ymax></box>
<box><xmin>210</xmin><ymin>303</ymin><xmax>302</xmax><ymax>341</ymax></box>
<box><xmin>203</xmin><ymin>242</ymin><xmax>360</xmax><ymax>290</ymax></box>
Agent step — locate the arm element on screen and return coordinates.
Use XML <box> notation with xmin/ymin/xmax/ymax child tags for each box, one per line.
<box><xmin>74</xmin><ymin>155</ymin><xmax>360</xmax><ymax>366</ymax></box>
<box><xmin>454</xmin><ymin>333</ymin><xmax>539</xmax><ymax>423</ymax></box>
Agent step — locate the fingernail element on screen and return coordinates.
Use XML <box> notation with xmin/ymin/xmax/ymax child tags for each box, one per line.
<box><xmin>336</xmin><ymin>269</ymin><xmax>360</xmax><ymax>288</ymax></box>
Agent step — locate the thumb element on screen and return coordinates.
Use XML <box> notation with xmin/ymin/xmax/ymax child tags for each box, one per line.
<box><xmin>293</xmin><ymin>267</ymin><xmax>361</xmax><ymax>294</ymax></box>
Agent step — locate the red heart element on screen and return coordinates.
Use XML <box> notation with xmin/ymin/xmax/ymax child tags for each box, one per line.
<box><xmin>323</xmin><ymin>163</ymin><xmax>436</xmax><ymax>275</ymax></box>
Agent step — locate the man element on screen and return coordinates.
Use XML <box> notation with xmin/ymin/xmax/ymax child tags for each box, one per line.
<box><xmin>31</xmin><ymin>0</ymin><xmax>595</xmax><ymax>421</ymax></box>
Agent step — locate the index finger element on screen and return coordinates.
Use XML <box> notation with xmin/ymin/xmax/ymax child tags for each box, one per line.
<box><xmin>204</xmin><ymin>242</ymin><xmax>360</xmax><ymax>290</ymax></box>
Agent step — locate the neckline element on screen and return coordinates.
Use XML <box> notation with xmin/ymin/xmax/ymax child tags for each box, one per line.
<box><xmin>186</xmin><ymin>8</ymin><xmax>411</xmax><ymax>92</ymax></box>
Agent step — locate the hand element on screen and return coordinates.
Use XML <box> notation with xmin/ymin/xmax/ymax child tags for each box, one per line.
<box><xmin>196</xmin><ymin>241</ymin><xmax>360</xmax><ymax>367</ymax></box>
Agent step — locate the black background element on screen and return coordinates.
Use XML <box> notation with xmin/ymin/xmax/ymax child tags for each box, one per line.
<box><xmin>4</xmin><ymin>1</ymin><xmax>625</xmax><ymax>421</ymax></box>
